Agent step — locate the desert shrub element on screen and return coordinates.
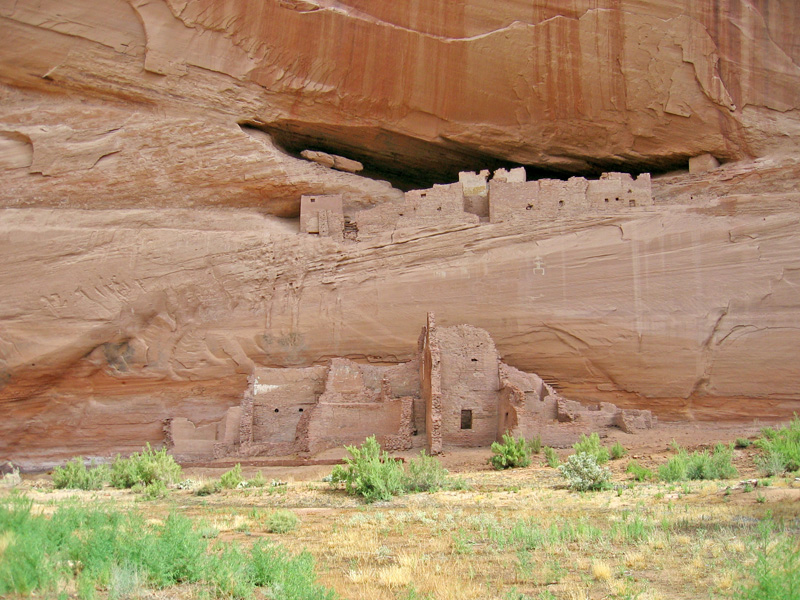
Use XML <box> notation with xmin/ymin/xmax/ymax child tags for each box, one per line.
<box><xmin>658</xmin><ymin>443</ymin><xmax>737</xmax><ymax>482</ymax></box>
<box><xmin>736</xmin><ymin>437</ymin><xmax>753</xmax><ymax>449</ymax></box>
<box><xmin>52</xmin><ymin>457</ymin><xmax>109</xmax><ymax>490</ymax></box>
<box><xmin>754</xmin><ymin>416</ymin><xmax>800</xmax><ymax>475</ymax></box>
<box><xmin>109</xmin><ymin>444</ymin><xmax>182</xmax><ymax>489</ymax></box>
<box><xmin>248</xmin><ymin>471</ymin><xmax>267</xmax><ymax>488</ymax></box>
<box><xmin>543</xmin><ymin>446</ymin><xmax>560</xmax><ymax>468</ymax></box>
<box><xmin>737</xmin><ymin>518</ymin><xmax>800</xmax><ymax>600</ymax></box>
<box><xmin>489</xmin><ymin>433</ymin><xmax>532</xmax><ymax>470</ymax></box>
<box><xmin>625</xmin><ymin>460</ymin><xmax>654</xmax><ymax>482</ymax></box>
<box><xmin>755</xmin><ymin>449</ymin><xmax>789</xmax><ymax>477</ymax></box>
<box><xmin>0</xmin><ymin>497</ymin><xmax>334</xmax><ymax>600</ymax></box>
<box><xmin>329</xmin><ymin>435</ymin><xmax>404</xmax><ymax>502</ymax></box>
<box><xmin>219</xmin><ymin>464</ymin><xmax>244</xmax><ymax>489</ymax></box>
<box><xmin>195</xmin><ymin>480</ymin><xmax>220</xmax><ymax>496</ymax></box>
<box><xmin>558</xmin><ymin>452</ymin><xmax>611</xmax><ymax>491</ymax></box>
<box><xmin>403</xmin><ymin>451</ymin><xmax>452</xmax><ymax>492</ymax></box>
<box><xmin>610</xmin><ymin>441</ymin><xmax>627</xmax><ymax>460</ymax></box>
<box><xmin>139</xmin><ymin>480</ymin><xmax>169</xmax><ymax>500</ymax></box>
<box><xmin>572</xmin><ymin>433</ymin><xmax>610</xmax><ymax>464</ymax></box>
<box><xmin>529</xmin><ymin>435</ymin><xmax>542</xmax><ymax>454</ymax></box>
<box><xmin>263</xmin><ymin>510</ymin><xmax>299</xmax><ymax>534</ymax></box>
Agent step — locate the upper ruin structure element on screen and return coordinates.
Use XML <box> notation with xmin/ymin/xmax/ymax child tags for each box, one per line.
<box><xmin>299</xmin><ymin>169</ymin><xmax>653</xmax><ymax>241</ymax></box>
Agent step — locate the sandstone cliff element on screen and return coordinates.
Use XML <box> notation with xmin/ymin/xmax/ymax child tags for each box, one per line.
<box><xmin>1</xmin><ymin>1</ymin><xmax>799</xmax><ymax>466</ymax></box>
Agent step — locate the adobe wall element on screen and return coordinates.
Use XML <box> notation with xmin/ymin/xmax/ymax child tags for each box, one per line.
<box><xmin>421</xmin><ymin>312</ymin><xmax>443</xmax><ymax>454</ymax></box>
<box><xmin>435</xmin><ymin>323</ymin><xmax>501</xmax><ymax>448</ymax></box>
<box><xmin>353</xmin><ymin>182</ymin><xmax>479</xmax><ymax>240</ymax></box>
<box><xmin>299</xmin><ymin>194</ymin><xmax>344</xmax><ymax>240</ymax></box>
<box><xmin>306</xmin><ymin>397</ymin><xmax>412</xmax><ymax>454</ymax></box>
<box><xmin>489</xmin><ymin>172</ymin><xmax>652</xmax><ymax>223</ymax></box>
<box><xmin>238</xmin><ymin>366</ymin><xmax>327</xmax><ymax>456</ymax></box>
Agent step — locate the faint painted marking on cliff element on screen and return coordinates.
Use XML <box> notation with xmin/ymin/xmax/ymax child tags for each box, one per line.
<box><xmin>254</xmin><ymin>382</ymin><xmax>281</xmax><ymax>395</ymax></box>
<box><xmin>533</xmin><ymin>256</ymin><xmax>545</xmax><ymax>275</ymax></box>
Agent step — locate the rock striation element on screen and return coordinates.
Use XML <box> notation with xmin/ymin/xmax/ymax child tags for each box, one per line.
<box><xmin>1</xmin><ymin>1</ymin><xmax>800</xmax><ymax>467</ymax></box>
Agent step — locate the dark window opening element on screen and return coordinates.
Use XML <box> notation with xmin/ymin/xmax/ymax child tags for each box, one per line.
<box><xmin>629</xmin><ymin>199</ymin><xmax>636</xmax><ymax>207</ymax></box>
<box><xmin>471</xmin><ymin>358</ymin><xmax>478</xmax><ymax>362</ymax></box>
<box><xmin>274</xmin><ymin>408</ymin><xmax>279</xmax><ymax>413</ymax></box>
<box><xmin>604</xmin><ymin>198</ymin><xmax>609</xmax><ymax>203</ymax></box>
<box><xmin>558</xmin><ymin>200</ymin><xmax>564</xmax><ymax>207</ymax></box>
<box><xmin>526</xmin><ymin>204</ymin><xmax>533</xmax><ymax>210</ymax></box>
<box><xmin>310</xmin><ymin>198</ymin><xmax>316</xmax><ymax>202</ymax></box>
<box><xmin>298</xmin><ymin>408</ymin><xmax>304</xmax><ymax>412</ymax></box>
<box><xmin>421</xmin><ymin>193</ymin><xmax>427</xmax><ymax>197</ymax></box>
<box><xmin>437</xmin><ymin>206</ymin><xmax>442</xmax><ymax>211</ymax></box>
<box><xmin>461</xmin><ymin>409</ymin><xmax>473</xmax><ymax>430</ymax></box>
<box><xmin>615</xmin><ymin>197</ymin><xmax>620</xmax><ymax>201</ymax></box>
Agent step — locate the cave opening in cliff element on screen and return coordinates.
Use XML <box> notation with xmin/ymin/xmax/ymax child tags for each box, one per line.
<box><xmin>241</xmin><ymin>120</ymin><xmax>695</xmax><ymax>191</ymax></box>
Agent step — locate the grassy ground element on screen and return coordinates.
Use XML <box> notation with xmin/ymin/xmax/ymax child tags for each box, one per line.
<box><xmin>2</xmin><ymin>443</ymin><xmax>800</xmax><ymax>600</ymax></box>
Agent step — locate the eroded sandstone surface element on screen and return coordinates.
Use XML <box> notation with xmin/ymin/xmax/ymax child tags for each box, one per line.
<box><xmin>1</xmin><ymin>1</ymin><xmax>799</xmax><ymax>467</ymax></box>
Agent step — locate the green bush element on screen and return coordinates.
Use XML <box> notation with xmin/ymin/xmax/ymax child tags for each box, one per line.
<box><xmin>754</xmin><ymin>416</ymin><xmax>800</xmax><ymax>475</ymax></box>
<box><xmin>403</xmin><ymin>451</ymin><xmax>452</xmax><ymax>492</ymax></box>
<box><xmin>572</xmin><ymin>433</ymin><xmax>610</xmax><ymax>464</ymax></box>
<box><xmin>737</xmin><ymin>518</ymin><xmax>800</xmax><ymax>600</ymax></box>
<box><xmin>109</xmin><ymin>444</ymin><xmax>182</xmax><ymax>489</ymax></box>
<box><xmin>658</xmin><ymin>443</ymin><xmax>737</xmax><ymax>482</ymax></box>
<box><xmin>529</xmin><ymin>435</ymin><xmax>542</xmax><ymax>454</ymax></box>
<box><xmin>52</xmin><ymin>457</ymin><xmax>109</xmax><ymax>490</ymax></box>
<box><xmin>543</xmin><ymin>446</ymin><xmax>560</xmax><ymax>468</ymax></box>
<box><xmin>489</xmin><ymin>433</ymin><xmax>532</xmax><ymax>470</ymax></box>
<box><xmin>610</xmin><ymin>441</ymin><xmax>627</xmax><ymax>460</ymax></box>
<box><xmin>219</xmin><ymin>464</ymin><xmax>244</xmax><ymax>489</ymax></box>
<box><xmin>263</xmin><ymin>510</ymin><xmax>299</xmax><ymax>534</ymax></box>
<box><xmin>329</xmin><ymin>435</ymin><xmax>404</xmax><ymax>503</ymax></box>
<box><xmin>558</xmin><ymin>452</ymin><xmax>611</xmax><ymax>491</ymax></box>
<box><xmin>735</xmin><ymin>437</ymin><xmax>753</xmax><ymax>449</ymax></box>
<box><xmin>0</xmin><ymin>497</ymin><xmax>335</xmax><ymax>600</ymax></box>
<box><xmin>625</xmin><ymin>460</ymin><xmax>654</xmax><ymax>482</ymax></box>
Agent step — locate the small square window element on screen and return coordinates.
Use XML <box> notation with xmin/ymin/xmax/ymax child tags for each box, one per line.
<box><xmin>460</xmin><ymin>409</ymin><xmax>473</xmax><ymax>430</ymax></box>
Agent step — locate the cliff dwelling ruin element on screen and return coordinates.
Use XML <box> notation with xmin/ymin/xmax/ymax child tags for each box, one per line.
<box><xmin>167</xmin><ymin>313</ymin><xmax>654</xmax><ymax>461</ymax></box>
<box><xmin>299</xmin><ymin>168</ymin><xmax>653</xmax><ymax>242</ymax></box>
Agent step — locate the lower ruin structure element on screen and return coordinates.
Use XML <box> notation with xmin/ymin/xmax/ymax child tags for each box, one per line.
<box><xmin>167</xmin><ymin>314</ymin><xmax>655</xmax><ymax>461</ymax></box>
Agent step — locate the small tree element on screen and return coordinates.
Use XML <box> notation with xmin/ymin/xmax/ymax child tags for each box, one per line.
<box><xmin>489</xmin><ymin>433</ymin><xmax>532</xmax><ymax>470</ymax></box>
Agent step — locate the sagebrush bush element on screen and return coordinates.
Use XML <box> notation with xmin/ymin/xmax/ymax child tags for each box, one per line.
<box><xmin>558</xmin><ymin>452</ymin><xmax>611</xmax><ymax>491</ymax></box>
<box><xmin>219</xmin><ymin>464</ymin><xmax>244</xmax><ymax>489</ymax></box>
<box><xmin>403</xmin><ymin>451</ymin><xmax>451</xmax><ymax>492</ymax></box>
<box><xmin>754</xmin><ymin>416</ymin><xmax>800</xmax><ymax>475</ymax></box>
<box><xmin>572</xmin><ymin>433</ymin><xmax>610</xmax><ymax>464</ymax></box>
<box><xmin>658</xmin><ymin>443</ymin><xmax>737</xmax><ymax>482</ymax></box>
<box><xmin>489</xmin><ymin>433</ymin><xmax>532</xmax><ymax>470</ymax></box>
<box><xmin>52</xmin><ymin>457</ymin><xmax>108</xmax><ymax>490</ymax></box>
<box><xmin>109</xmin><ymin>444</ymin><xmax>182</xmax><ymax>489</ymax></box>
<box><xmin>529</xmin><ymin>435</ymin><xmax>542</xmax><ymax>454</ymax></box>
<box><xmin>543</xmin><ymin>446</ymin><xmax>560</xmax><ymax>468</ymax></box>
<box><xmin>263</xmin><ymin>510</ymin><xmax>299</xmax><ymax>534</ymax></box>
<box><xmin>735</xmin><ymin>437</ymin><xmax>753</xmax><ymax>449</ymax></box>
<box><xmin>329</xmin><ymin>435</ymin><xmax>404</xmax><ymax>502</ymax></box>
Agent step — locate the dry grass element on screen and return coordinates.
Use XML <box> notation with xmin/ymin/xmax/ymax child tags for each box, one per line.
<box><xmin>4</xmin><ymin>447</ymin><xmax>799</xmax><ymax>600</ymax></box>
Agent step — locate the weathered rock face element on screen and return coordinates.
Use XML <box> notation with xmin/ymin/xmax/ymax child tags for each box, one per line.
<box><xmin>2</xmin><ymin>0</ymin><xmax>800</xmax><ymax>199</ymax></box>
<box><xmin>1</xmin><ymin>1</ymin><xmax>800</xmax><ymax>466</ymax></box>
<box><xmin>2</xmin><ymin>158</ymin><xmax>799</xmax><ymax>467</ymax></box>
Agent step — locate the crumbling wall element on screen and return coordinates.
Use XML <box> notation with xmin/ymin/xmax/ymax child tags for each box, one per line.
<box><xmin>421</xmin><ymin>312</ymin><xmax>443</xmax><ymax>454</ymax></box>
<box><xmin>353</xmin><ymin>183</ymin><xmax>479</xmax><ymax>240</ymax></box>
<box><xmin>306</xmin><ymin>397</ymin><xmax>412</xmax><ymax>454</ymax></box>
<box><xmin>459</xmin><ymin>170</ymin><xmax>489</xmax><ymax>217</ymax></box>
